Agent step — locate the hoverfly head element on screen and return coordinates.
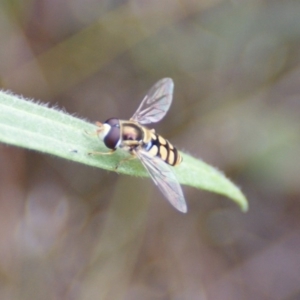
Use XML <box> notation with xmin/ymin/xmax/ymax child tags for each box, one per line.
<box><xmin>97</xmin><ymin>118</ymin><xmax>121</xmax><ymax>149</ymax></box>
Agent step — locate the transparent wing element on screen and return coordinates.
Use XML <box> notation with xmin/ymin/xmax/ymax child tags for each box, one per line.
<box><xmin>130</xmin><ymin>78</ymin><xmax>174</xmax><ymax>124</ymax></box>
<box><xmin>134</xmin><ymin>149</ymin><xmax>187</xmax><ymax>213</ymax></box>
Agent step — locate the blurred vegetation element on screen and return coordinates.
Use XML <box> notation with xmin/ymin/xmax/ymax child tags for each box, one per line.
<box><xmin>0</xmin><ymin>0</ymin><xmax>300</xmax><ymax>299</ymax></box>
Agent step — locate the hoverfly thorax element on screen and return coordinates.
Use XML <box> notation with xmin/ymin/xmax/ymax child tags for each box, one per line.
<box><xmin>93</xmin><ymin>78</ymin><xmax>187</xmax><ymax>213</ymax></box>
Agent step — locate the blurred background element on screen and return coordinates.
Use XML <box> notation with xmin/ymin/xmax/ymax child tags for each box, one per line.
<box><xmin>1</xmin><ymin>0</ymin><xmax>300</xmax><ymax>299</ymax></box>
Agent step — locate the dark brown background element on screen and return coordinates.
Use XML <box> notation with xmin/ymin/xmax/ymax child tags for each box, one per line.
<box><xmin>1</xmin><ymin>1</ymin><xmax>300</xmax><ymax>299</ymax></box>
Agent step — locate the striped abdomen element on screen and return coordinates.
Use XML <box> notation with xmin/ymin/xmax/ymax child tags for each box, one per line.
<box><xmin>145</xmin><ymin>132</ymin><xmax>182</xmax><ymax>166</ymax></box>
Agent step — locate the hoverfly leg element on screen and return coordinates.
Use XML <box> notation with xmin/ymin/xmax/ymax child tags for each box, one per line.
<box><xmin>114</xmin><ymin>153</ymin><xmax>137</xmax><ymax>171</ymax></box>
<box><xmin>84</xmin><ymin>122</ymin><xmax>104</xmax><ymax>137</ymax></box>
<box><xmin>88</xmin><ymin>149</ymin><xmax>116</xmax><ymax>156</ymax></box>
<box><xmin>84</xmin><ymin>129</ymin><xmax>97</xmax><ymax>137</ymax></box>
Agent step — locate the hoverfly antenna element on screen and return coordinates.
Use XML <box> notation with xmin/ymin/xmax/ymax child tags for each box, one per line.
<box><xmin>95</xmin><ymin>121</ymin><xmax>104</xmax><ymax>132</ymax></box>
<box><xmin>95</xmin><ymin>121</ymin><xmax>111</xmax><ymax>141</ymax></box>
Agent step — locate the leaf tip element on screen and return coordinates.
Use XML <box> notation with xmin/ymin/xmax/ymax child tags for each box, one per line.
<box><xmin>236</xmin><ymin>193</ymin><xmax>249</xmax><ymax>212</ymax></box>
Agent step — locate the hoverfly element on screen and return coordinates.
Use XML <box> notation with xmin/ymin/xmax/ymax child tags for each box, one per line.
<box><xmin>94</xmin><ymin>78</ymin><xmax>187</xmax><ymax>213</ymax></box>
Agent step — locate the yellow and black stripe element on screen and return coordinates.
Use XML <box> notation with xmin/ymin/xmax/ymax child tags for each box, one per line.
<box><xmin>147</xmin><ymin>132</ymin><xmax>182</xmax><ymax>166</ymax></box>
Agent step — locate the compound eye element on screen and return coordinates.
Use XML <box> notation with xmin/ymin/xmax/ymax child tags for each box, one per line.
<box><xmin>105</xmin><ymin>118</ymin><xmax>120</xmax><ymax>128</ymax></box>
<box><xmin>104</xmin><ymin>126</ymin><xmax>120</xmax><ymax>149</ymax></box>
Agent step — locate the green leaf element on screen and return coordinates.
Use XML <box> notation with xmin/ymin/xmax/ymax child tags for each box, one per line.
<box><xmin>0</xmin><ymin>90</ymin><xmax>248</xmax><ymax>212</ymax></box>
